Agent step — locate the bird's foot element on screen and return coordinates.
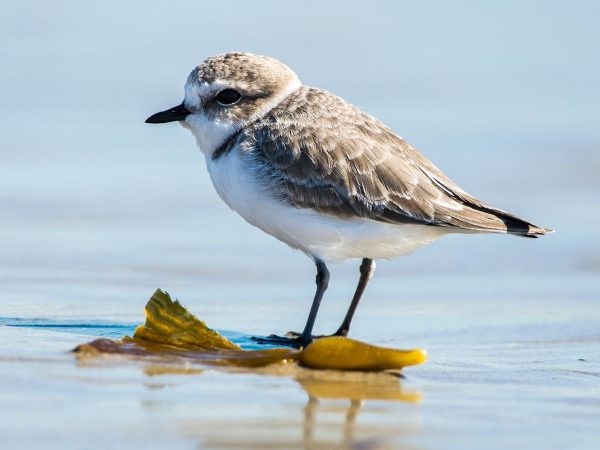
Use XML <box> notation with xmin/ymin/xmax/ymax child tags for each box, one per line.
<box><xmin>250</xmin><ymin>333</ymin><xmax>312</xmax><ymax>349</ymax></box>
<box><xmin>286</xmin><ymin>328</ymin><xmax>348</xmax><ymax>339</ymax></box>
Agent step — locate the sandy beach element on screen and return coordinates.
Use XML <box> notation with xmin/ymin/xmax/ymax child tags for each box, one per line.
<box><xmin>2</xmin><ymin>286</ymin><xmax>599</xmax><ymax>449</ymax></box>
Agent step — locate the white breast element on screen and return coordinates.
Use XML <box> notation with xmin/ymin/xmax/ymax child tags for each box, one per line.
<box><xmin>206</xmin><ymin>148</ymin><xmax>448</xmax><ymax>263</ymax></box>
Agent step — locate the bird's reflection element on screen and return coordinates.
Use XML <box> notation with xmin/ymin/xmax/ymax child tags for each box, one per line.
<box><xmin>297</xmin><ymin>374</ymin><xmax>421</xmax><ymax>449</ymax></box>
<box><xmin>302</xmin><ymin>396</ymin><xmax>365</xmax><ymax>447</ymax></box>
<box><xmin>139</xmin><ymin>365</ymin><xmax>423</xmax><ymax>449</ymax></box>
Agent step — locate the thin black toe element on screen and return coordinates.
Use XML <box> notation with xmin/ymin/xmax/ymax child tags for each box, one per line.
<box><xmin>250</xmin><ymin>334</ymin><xmax>312</xmax><ymax>349</ymax></box>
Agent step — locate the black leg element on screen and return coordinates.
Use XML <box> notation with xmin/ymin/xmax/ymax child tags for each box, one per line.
<box><xmin>252</xmin><ymin>258</ymin><xmax>330</xmax><ymax>348</ymax></box>
<box><xmin>299</xmin><ymin>259</ymin><xmax>329</xmax><ymax>342</ymax></box>
<box><xmin>333</xmin><ymin>258</ymin><xmax>375</xmax><ymax>337</ymax></box>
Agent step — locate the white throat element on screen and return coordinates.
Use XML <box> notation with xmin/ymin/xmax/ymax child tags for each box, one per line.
<box><xmin>181</xmin><ymin>114</ymin><xmax>237</xmax><ymax>157</ymax></box>
<box><xmin>181</xmin><ymin>76</ymin><xmax>301</xmax><ymax>157</ymax></box>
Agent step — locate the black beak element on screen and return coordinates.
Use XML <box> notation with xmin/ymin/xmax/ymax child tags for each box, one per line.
<box><xmin>145</xmin><ymin>103</ymin><xmax>190</xmax><ymax>124</ymax></box>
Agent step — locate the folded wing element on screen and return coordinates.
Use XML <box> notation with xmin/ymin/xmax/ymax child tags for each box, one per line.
<box><xmin>245</xmin><ymin>87</ymin><xmax>550</xmax><ymax>237</ymax></box>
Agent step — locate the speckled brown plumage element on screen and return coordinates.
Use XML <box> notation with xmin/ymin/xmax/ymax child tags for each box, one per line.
<box><xmin>185</xmin><ymin>53</ymin><xmax>300</xmax><ymax>126</ymax></box>
<box><xmin>233</xmin><ymin>86</ymin><xmax>548</xmax><ymax>237</ymax></box>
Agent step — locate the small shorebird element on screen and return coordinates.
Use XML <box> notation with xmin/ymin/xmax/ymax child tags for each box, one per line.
<box><xmin>146</xmin><ymin>52</ymin><xmax>551</xmax><ymax>347</ymax></box>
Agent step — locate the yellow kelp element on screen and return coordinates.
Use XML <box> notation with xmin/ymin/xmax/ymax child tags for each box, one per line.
<box><xmin>79</xmin><ymin>289</ymin><xmax>426</xmax><ymax>372</ymax></box>
<box><xmin>130</xmin><ymin>289</ymin><xmax>241</xmax><ymax>351</ymax></box>
<box><xmin>299</xmin><ymin>336</ymin><xmax>427</xmax><ymax>371</ymax></box>
<box><xmin>120</xmin><ymin>290</ymin><xmax>297</xmax><ymax>367</ymax></box>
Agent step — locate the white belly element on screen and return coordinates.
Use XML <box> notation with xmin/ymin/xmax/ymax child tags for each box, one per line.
<box><xmin>206</xmin><ymin>149</ymin><xmax>448</xmax><ymax>263</ymax></box>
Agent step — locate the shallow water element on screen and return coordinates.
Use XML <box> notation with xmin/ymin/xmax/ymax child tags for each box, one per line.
<box><xmin>1</xmin><ymin>1</ymin><xmax>600</xmax><ymax>449</ymax></box>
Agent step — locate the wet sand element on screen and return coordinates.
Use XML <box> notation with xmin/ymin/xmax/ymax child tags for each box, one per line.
<box><xmin>1</xmin><ymin>286</ymin><xmax>599</xmax><ymax>449</ymax></box>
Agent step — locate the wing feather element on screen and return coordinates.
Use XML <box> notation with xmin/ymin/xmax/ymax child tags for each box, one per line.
<box><xmin>240</xmin><ymin>87</ymin><xmax>549</xmax><ymax>237</ymax></box>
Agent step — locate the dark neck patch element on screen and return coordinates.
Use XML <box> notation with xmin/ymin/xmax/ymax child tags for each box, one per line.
<box><xmin>212</xmin><ymin>129</ymin><xmax>243</xmax><ymax>160</ymax></box>
<box><xmin>212</xmin><ymin>114</ymin><xmax>264</xmax><ymax>160</ymax></box>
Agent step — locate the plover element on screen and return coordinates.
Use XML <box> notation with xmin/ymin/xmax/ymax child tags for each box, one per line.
<box><xmin>146</xmin><ymin>52</ymin><xmax>551</xmax><ymax>347</ymax></box>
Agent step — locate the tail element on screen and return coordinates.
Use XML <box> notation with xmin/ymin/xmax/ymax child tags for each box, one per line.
<box><xmin>423</xmin><ymin>169</ymin><xmax>553</xmax><ymax>238</ymax></box>
<box><xmin>458</xmin><ymin>200</ymin><xmax>553</xmax><ymax>238</ymax></box>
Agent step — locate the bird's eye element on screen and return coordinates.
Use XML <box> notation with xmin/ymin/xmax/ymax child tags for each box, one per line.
<box><xmin>215</xmin><ymin>89</ymin><xmax>242</xmax><ymax>105</ymax></box>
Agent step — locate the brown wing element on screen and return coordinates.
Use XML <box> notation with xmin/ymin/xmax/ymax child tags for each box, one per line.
<box><xmin>243</xmin><ymin>87</ymin><xmax>549</xmax><ymax>237</ymax></box>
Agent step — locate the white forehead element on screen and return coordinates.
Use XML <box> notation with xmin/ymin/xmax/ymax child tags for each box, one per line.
<box><xmin>183</xmin><ymin>78</ymin><xmax>233</xmax><ymax>110</ymax></box>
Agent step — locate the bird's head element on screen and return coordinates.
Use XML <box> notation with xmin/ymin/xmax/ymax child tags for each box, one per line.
<box><xmin>146</xmin><ymin>52</ymin><xmax>301</xmax><ymax>157</ymax></box>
